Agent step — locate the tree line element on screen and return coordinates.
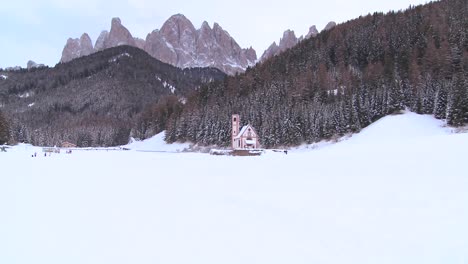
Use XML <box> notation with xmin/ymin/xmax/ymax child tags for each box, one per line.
<box><xmin>0</xmin><ymin>0</ymin><xmax>466</xmax><ymax>148</ymax></box>
<box><xmin>0</xmin><ymin>46</ymin><xmax>225</xmax><ymax>147</ymax></box>
<box><xmin>0</xmin><ymin>110</ymin><xmax>9</xmax><ymax>144</ymax></box>
<box><xmin>164</xmin><ymin>0</ymin><xmax>467</xmax><ymax>148</ymax></box>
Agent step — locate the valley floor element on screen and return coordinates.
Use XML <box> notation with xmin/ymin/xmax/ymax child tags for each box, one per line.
<box><xmin>1</xmin><ymin>112</ymin><xmax>467</xmax><ymax>264</ymax></box>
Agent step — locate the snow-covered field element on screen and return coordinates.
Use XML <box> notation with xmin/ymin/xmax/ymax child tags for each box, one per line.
<box><xmin>1</xmin><ymin>112</ymin><xmax>467</xmax><ymax>264</ymax></box>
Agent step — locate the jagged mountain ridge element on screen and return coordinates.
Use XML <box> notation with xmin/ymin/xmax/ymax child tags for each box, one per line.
<box><xmin>260</xmin><ymin>22</ymin><xmax>335</xmax><ymax>62</ymax></box>
<box><xmin>1</xmin><ymin>45</ymin><xmax>226</xmax><ymax>146</ymax></box>
<box><xmin>61</xmin><ymin>15</ymin><xmax>256</xmax><ymax>75</ymax></box>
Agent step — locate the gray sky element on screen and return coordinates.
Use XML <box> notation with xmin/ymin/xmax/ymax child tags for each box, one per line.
<box><xmin>0</xmin><ymin>0</ymin><xmax>430</xmax><ymax>68</ymax></box>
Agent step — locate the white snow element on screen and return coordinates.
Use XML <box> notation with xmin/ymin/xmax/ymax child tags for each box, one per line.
<box><xmin>178</xmin><ymin>97</ymin><xmax>187</xmax><ymax>104</ymax></box>
<box><xmin>155</xmin><ymin>76</ymin><xmax>177</xmax><ymax>94</ymax></box>
<box><xmin>18</xmin><ymin>92</ymin><xmax>31</xmax><ymax>98</ymax></box>
<box><xmin>341</xmin><ymin>111</ymin><xmax>453</xmax><ymax>144</ymax></box>
<box><xmin>162</xmin><ymin>81</ymin><xmax>176</xmax><ymax>94</ymax></box>
<box><xmin>0</xmin><ymin>74</ymin><xmax>7</xmax><ymax>80</ymax></box>
<box><xmin>108</xmin><ymin>52</ymin><xmax>132</xmax><ymax>63</ymax></box>
<box><xmin>28</xmin><ymin>102</ymin><xmax>35</xmax><ymax>107</ymax></box>
<box><xmin>327</xmin><ymin>88</ymin><xmax>338</xmax><ymax>95</ymax></box>
<box><xmin>1</xmin><ymin>112</ymin><xmax>467</xmax><ymax>264</ymax></box>
<box><xmin>124</xmin><ymin>131</ymin><xmax>190</xmax><ymax>152</ymax></box>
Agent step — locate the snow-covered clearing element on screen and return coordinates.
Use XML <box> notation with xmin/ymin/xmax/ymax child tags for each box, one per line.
<box><xmin>124</xmin><ymin>132</ymin><xmax>190</xmax><ymax>152</ymax></box>
<box><xmin>1</xmin><ymin>112</ymin><xmax>467</xmax><ymax>264</ymax></box>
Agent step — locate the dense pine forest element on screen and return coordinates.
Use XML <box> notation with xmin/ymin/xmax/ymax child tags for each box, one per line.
<box><xmin>165</xmin><ymin>0</ymin><xmax>468</xmax><ymax>147</ymax></box>
<box><xmin>0</xmin><ymin>110</ymin><xmax>8</xmax><ymax>144</ymax></box>
<box><xmin>0</xmin><ymin>46</ymin><xmax>225</xmax><ymax>146</ymax></box>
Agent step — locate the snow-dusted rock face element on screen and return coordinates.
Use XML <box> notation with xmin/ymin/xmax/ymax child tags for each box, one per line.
<box><xmin>134</xmin><ymin>37</ymin><xmax>146</xmax><ymax>50</ymax></box>
<box><xmin>61</xmin><ymin>38</ymin><xmax>80</xmax><ymax>63</ymax></box>
<box><xmin>144</xmin><ymin>29</ymin><xmax>178</xmax><ymax>67</ymax></box>
<box><xmin>27</xmin><ymin>60</ymin><xmax>38</xmax><ymax>69</ymax></box>
<box><xmin>145</xmin><ymin>14</ymin><xmax>256</xmax><ymax>75</ymax></box>
<box><xmin>260</xmin><ymin>30</ymin><xmax>298</xmax><ymax>62</ymax></box>
<box><xmin>260</xmin><ymin>42</ymin><xmax>280</xmax><ymax>62</ymax></box>
<box><xmin>59</xmin><ymin>15</ymin><xmax>257</xmax><ymax>75</ymax></box>
<box><xmin>94</xmin><ymin>31</ymin><xmax>109</xmax><ymax>51</ymax></box>
<box><xmin>103</xmin><ymin>17</ymin><xmax>136</xmax><ymax>49</ymax></box>
<box><xmin>79</xmin><ymin>33</ymin><xmax>94</xmax><ymax>56</ymax></box>
<box><xmin>323</xmin><ymin>21</ymin><xmax>337</xmax><ymax>31</ymax></box>
<box><xmin>279</xmin><ymin>30</ymin><xmax>298</xmax><ymax>51</ymax></box>
<box><xmin>260</xmin><ymin>22</ymin><xmax>335</xmax><ymax>63</ymax></box>
<box><xmin>61</xmin><ymin>33</ymin><xmax>95</xmax><ymax>63</ymax></box>
<box><xmin>305</xmin><ymin>25</ymin><xmax>319</xmax><ymax>39</ymax></box>
<box><xmin>26</xmin><ymin>60</ymin><xmax>45</xmax><ymax>69</ymax></box>
<box><xmin>244</xmin><ymin>47</ymin><xmax>257</xmax><ymax>66</ymax></box>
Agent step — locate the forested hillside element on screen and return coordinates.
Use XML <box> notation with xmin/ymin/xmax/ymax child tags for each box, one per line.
<box><xmin>0</xmin><ymin>46</ymin><xmax>225</xmax><ymax>146</ymax></box>
<box><xmin>166</xmin><ymin>0</ymin><xmax>468</xmax><ymax>147</ymax></box>
<box><xmin>0</xmin><ymin>110</ymin><xmax>9</xmax><ymax>144</ymax></box>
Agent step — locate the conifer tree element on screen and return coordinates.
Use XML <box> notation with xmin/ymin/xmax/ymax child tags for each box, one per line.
<box><xmin>434</xmin><ymin>82</ymin><xmax>448</xmax><ymax>119</ymax></box>
<box><xmin>0</xmin><ymin>110</ymin><xmax>10</xmax><ymax>144</ymax></box>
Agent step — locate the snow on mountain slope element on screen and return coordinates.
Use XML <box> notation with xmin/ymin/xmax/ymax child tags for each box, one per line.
<box><xmin>342</xmin><ymin>111</ymin><xmax>453</xmax><ymax>145</ymax></box>
<box><xmin>124</xmin><ymin>131</ymin><xmax>190</xmax><ymax>152</ymax></box>
<box><xmin>294</xmin><ymin>111</ymin><xmax>454</xmax><ymax>152</ymax></box>
<box><xmin>1</xmin><ymin>112</ymin><xmax>467</xmax><ymax>264</ymax></box>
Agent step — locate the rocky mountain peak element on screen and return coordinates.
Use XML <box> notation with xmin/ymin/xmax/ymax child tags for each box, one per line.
<box><xmin>27</xmin><ymin>60</ymin><xmax>44</xmax><ymax>69</ymax></box>
<box><xmin>244</xmin><ymin>47</ymin><xmax>257</xmax><ymax>65</ymax></box>
<box><xmin>161</xmin><ymin>14</ymin><xmax>196</xmax><ymax>44</ymax></box>
<box><xmin>305</xmin><ymin>25</ymin><xmax>319</xmax><ymax>39</ymax></box>
<box><xmin>260</xmin><ymin>21</ymin><xmax>336</xmax><ymax>63</ymax></box>
<box><xmin>260</xmin><ymin>42</ymin><xmax>280</xmax><ymax>62</ymax></box>
<box><xmin>201</xmin><ymin>21</ymin><xmax>211</xmax><ymax>30</ymax></box>
<box><xmin>161</xmin><ymin>14</ymin><xmax>196</xmax><ymax>33</ymax></box>
<box><xmin>94</xmin><ymin>30</ymin><xmax>109</xmax><ymax>51</ymax></box>
<box><xmin>79</xmin><ymin>33</ymin><xmax>94</xmax><ymax>56</ymax></box>
<box><xmin>111</xmin><ymin>17</ymin><xmax>122</xmax><ymax>27</ymax></box>
<box><xmin>59</xmin><ymin>15</ymin><xmax>256</xmax><ymax>75</ymax></box>
<box><xmin>105</xmin><ymin>17</ymin><xmax>136</xmax><ymax>48</ymax></box>
<box><xmin>260</xmin><ymin>29</ymin><xmax>298</xmax><ymax>62</ymax></box>
<box><xmin>61</xmin><ymin>33</ymin><xmax>95</xmax><ymax>63</ymax></box>
<box><xmin>323</xmin><ymin>21</ymin><xmax>337</xmax><ymax>31</ymax></box>
<box><xmin>279</xmin><ymin>30</ymin><xmax>298</xmax><ymax>51</ymax></box>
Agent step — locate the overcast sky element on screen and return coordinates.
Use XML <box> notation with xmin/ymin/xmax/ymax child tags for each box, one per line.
<box><xmin>0</xmin><ymin>0</ymin><xmax>430</xmax><ymax>68</ymax></box>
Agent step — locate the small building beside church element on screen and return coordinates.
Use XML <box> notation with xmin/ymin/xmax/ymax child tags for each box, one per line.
<box><xmin>61</xmin><ymin>141</ymin><xmax>77</xmax><ymax>148</ymax></box>
<box><xmin>232</xmin><ymin>114</ymin><xmax>260</xmax><ymax>149</ymax></box>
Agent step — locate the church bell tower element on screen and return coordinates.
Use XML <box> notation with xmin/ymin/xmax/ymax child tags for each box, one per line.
<box><xmin>232</xmin><ymin>114</ymin><xmax>240</xmax><ymax>149</ymax></box>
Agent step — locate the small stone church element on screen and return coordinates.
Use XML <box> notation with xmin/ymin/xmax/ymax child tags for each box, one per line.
<box><xmin>231</xmin><ymin>114</ymin><xmax>260</xmax><ymax>149</ymax></box>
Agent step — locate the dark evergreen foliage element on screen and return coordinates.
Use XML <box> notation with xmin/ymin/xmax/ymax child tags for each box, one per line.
<box><xmin>166</xmin><ymin>0</ymin><xmax>468</xmax><ymax>148</ymax></box>
<box><xmin>0</xmin><ymin>46</ymin><xmax>226</xmax><ymax>146</ymax></box>
<box><xmin>0</xmin><ymin>110</ymin><xmax>9</xmax><ymax>144</ymax></box>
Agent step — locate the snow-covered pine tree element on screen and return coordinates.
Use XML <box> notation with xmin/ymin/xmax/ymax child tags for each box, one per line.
<box><xmin>0</xmin><ymin>110</ymin><xmax>10</xmax><ymax>144</ymax></box>
<box><xmin>433</xmin><ymin>81</ymin><xmax>448</xmax><ymax>120</ymax></box>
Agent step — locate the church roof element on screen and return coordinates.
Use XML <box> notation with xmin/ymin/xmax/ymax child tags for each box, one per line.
<box><xmin>234</xmin><ymin>124</ymin><xmax>256</xmax><ymax>139</ymax></box>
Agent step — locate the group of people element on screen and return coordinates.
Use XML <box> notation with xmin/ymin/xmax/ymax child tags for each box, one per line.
<box><xmin>31</xmin><ymin>152</ymin><xmax>50</xmax><ymax>157</ymax></box>
<box><xmin>31</xmin><ymin>149</ymin><xmax>72</xmax><ymax>157</ymax></box>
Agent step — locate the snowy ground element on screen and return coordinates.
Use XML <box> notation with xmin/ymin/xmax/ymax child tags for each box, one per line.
<box><xmin>1</xmin><ymin>112</ymin><xmax>467</xmax><ymax>264</ymax></box>
<box><xmin>124</xmin><ymin>132</ymin><xmax>191</xmax><ymax>152</ymax></box>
